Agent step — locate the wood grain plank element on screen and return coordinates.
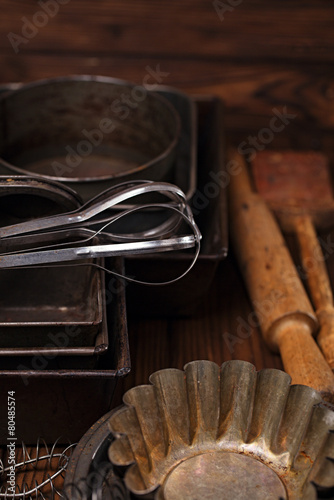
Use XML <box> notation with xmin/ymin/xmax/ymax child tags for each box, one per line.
<box><xmin>0</xmin><ymin>0</ymin><xmax>334</xmax><ymax>62</ymax></box>
<box><xmin>119</xmin><ymin>257</ymin><xmax>283</xmax><ymax>399</ymax></box>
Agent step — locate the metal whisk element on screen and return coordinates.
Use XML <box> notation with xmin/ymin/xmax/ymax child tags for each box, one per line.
<box><xmin>0</xmin><ymin>180</ymin><xmax>201</xmax><ymax>284</ymax></box>
<box><xmin>0</xmin><ymin>438</ymin><xmax>76</xmax><ymax>499</ymax></box>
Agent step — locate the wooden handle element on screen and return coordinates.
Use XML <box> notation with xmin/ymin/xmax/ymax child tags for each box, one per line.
<box><xmin>277</xmin><ymin>321</ymin><xmax>334</xmax><ymax>402</ymax></box>
<box><xmin>295</xmin><ymin>214</ymin><xmax>334</xmax><ymax>370</ymax></box>
<box><xmin>229</xmin><ymin>149</ymin><xmax>334</xmax><ymax>401</ymax></box>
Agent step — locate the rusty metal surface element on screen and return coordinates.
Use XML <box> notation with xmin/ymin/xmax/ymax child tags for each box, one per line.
<box><xmin>108</xmin><ymin>360</ymin><xmax>334</xmax><ymax>499</ymax></box>
<box><xmin>0</xmin><ymin>259</ymin><xmax>107</xmax><ymax>357</ymax></box>
<box><xmin>160</xmin><ymin>452</ymin><xmax>287</xmax><ymax>500</ymax></box>
<box><xmin>0</xmin><ymin>256</ymin><xmax>130</xmax><ymax>445</ymax></box>
<box><xmin>0</xmin><ymin>260</ymin><xmax>102</xmax><ymax>327</ymax></box>
<box><xmin>0</xmin><ymin>76</ymin><xmax>181</xmax><ymax>202</ymax></box>
<box><xmin>0</xmin><ymin>176</ymin><xmax>107</xmax><ymax>356</ymax></box>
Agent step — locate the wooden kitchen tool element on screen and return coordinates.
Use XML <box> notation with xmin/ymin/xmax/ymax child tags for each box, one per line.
<box><xmin>252</xmin><ymin>150</ymin><xmax>334</xmax><ymax>370</ymax></box>
<box><xmin>228</xmin><ymin>149</ymin><xmax>334</xmax><ymax>403</ymax></box>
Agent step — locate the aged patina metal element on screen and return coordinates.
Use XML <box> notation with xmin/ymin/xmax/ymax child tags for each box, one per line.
<box><xmin>108</xmin><ymin>360</ymin><xmax>334</xmax><ymax>499</ymax></box>
<box><xmin>160</xmin><ymin>452</ymin><xmax>287</xmax><ymax>500</ymax></box>
<box><xmin>0</xmin><ymin>176</ymin><xmax>107</xmax><ymax>356</ymax></box>
<box><xmin>0</xmin><ymin>175</ymin><xmax>82</xmax><ymax>221</ymax></box>
<box><xmin>0</xmin><ymin>81</ymin><xmax>197</xmax><ymax>207</ymax></box>
<box><xmin>125</xmin><ymin>96</ymin><xmax>228</xmax><ymax>316</ymax></box>
<box><xmin>229</xmin><ymin>149</ymin><xmax>334</xmax><ymax>402</ymax></box>
<box><xmin>0</xmin><ymin>256</ymin><xmax>130</xmax><ymax>445</ymax></box>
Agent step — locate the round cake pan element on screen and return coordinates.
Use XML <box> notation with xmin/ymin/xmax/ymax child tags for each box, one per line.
<box><xmin>0</xmin><ymin>75</ymin><xmax>180</xmax><ymax>201</ymax></box>
<box><xmin>64</xmin><ymin>360</ymin><xmax>334</xmax><ymax>500</ymax></box>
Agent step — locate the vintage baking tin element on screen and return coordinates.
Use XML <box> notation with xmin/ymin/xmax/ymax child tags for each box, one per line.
<box><xmin>107</xmin><ymin>360</ymin><xmax>334</xmax><ymax>500</ymax></box>
<box><xmin>0</xmin><ymin>81</ymin><xmax>197</xmax><ymax>205</ymax></box>
<box><xmin>125</xmin><ymin>96</ymin><xmax>228</xmax><ymax>316</ymax></box>
<box><xmin>0</xmin><ymin>76</ymin><xmax>180</xmax><ymax>201</ymax></box>
<box><xmin>0</xmin><ymin>257</ymin><xmax>130</xmax><ymax>445</ymax></box>
<box><xmin>63</xmin><ymin>361</ymin><xmax>334</xmax><ymax>499</ymax></box>
<box><xmin>0</xmin><ymin>175</ymin><xmax>82</xmax><ymax>222</ymax></box>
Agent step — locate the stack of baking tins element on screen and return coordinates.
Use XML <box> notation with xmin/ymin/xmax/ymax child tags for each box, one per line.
<box><xmin>0</xmin><ymin>79</ymin><xmax>228</xmax><ymax>444</ymax></box>
<box><xmin>0</xmin><ymin>176</ymin><xmax>107</xmax><ymax>358</ymax></box>
<box><xmin>0</xmin><ymin>174</ymin><xmax>129</xmax><ymax>443</ymax></box>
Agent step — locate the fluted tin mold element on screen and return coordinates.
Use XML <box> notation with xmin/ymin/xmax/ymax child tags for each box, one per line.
<box><xmin>108</xmin><ymin>360</ymin><xmax>334</xmax><ymax>499</ymax></box>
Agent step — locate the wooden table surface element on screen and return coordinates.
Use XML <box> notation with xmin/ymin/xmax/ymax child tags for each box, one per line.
<box><xmin>0</xmin><ymin>1</ymin><xmax>333</xmax><ymax>497</ymax></box>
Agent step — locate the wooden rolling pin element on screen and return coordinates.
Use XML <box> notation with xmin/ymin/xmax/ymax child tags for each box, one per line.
<box><xmin>251</xmin><ymin>150</ymin><xmax>334</xmax><ymax>370</ymax></box>
<box><xmin>228</xmin><ymin>149</ymin><xmax>334</xmax><ymax>403</ymax></box>
<box><xmin>296</xmin><ymin>215</ymin><xmax>334</xmax><ymax>370</ymax></box>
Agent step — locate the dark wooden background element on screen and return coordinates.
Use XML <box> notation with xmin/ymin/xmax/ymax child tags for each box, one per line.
<box><xmin>0</xmin><ymin>0</ymin><xmax>334</xmax><ymax>495</ymax></box>
<box><xmin>1</xmin><ymin>0</ymin><xmax>334</xmax><ymax>137</ymax></box>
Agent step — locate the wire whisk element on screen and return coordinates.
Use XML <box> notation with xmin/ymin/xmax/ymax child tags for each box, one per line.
<box><xmin>0</xmin><ymin>180</ymin><xmax>201</xmax><ymax>285</ymax></box>
<box><xmin>0</xmin><ymin>438</ymin><xmax>76</xmax><ymax>499</ymax></box>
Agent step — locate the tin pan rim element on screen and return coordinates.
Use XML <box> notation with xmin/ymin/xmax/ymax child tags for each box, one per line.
<box><xmin>0</xmin><ymin>74</ymin><xmax>181</xmax><ymax>183</ymax></box>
